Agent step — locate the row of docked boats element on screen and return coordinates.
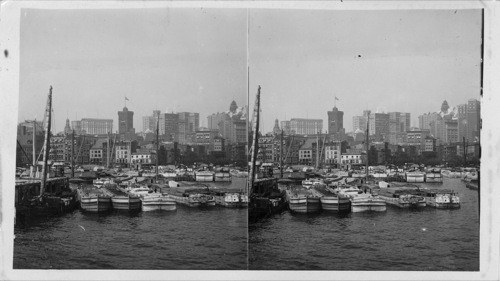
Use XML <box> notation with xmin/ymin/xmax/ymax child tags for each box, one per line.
<box><xmin>284</xmin><ymin>179</ymin><xmax>461</xmax><ymax>214</ymax></box>
<box><xmin>77</xmin><ymin>181</ymin><xmax>248</xmax><ymax>212</ymax></box>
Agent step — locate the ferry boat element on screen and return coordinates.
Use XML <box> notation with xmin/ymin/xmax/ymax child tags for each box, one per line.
<box><xmin>417</xmin><ymin>188</ymin><xmax>460</xmax><ymax>209</ymax></box>
<box><xmin>312</xmin><ymin>185</ymin><xmax>350</xmax><ymax>212</ymax></box>
<box><xmin>141</xmin><ymin>193</ymin><xmax>177</xmax><ymax>211</ymax></box>
<box><xmin>405</xmin><ymin>171</ymin><xmax>425</xmax><ymax>183</ymax></box>
<box><xmin>377</xmin><ymin>187</ymin><xmax>426</xmax><ymax>209</ymax></box>
<box><xmin>285</xmin><ymin>188</ymin><xmax>322</xmax><ymax>214</ymax></box>
<box><xmin>195</xmin><ymin>170</ymin><xmax>215</xmax><ymax>182</ymax></box>
<box><xmin>425</xmin><ymin>168</ymin><xmax>443</xmax><ymax>183</ymax></box>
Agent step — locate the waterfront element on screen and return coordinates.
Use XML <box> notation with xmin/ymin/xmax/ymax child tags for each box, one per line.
<box><xmin>249</xmin><ymin>178</ymin><xmax>479</xmax><ymax>271</ymax></box>
<box><xmin>14</xmin><ymin>178</ymin><xmax>248</xmax><ymax>270</ymax></box>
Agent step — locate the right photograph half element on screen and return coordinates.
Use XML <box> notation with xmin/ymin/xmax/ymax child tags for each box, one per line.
<box><xmin>247</xmin><ymin>8</ymin><xmax>481</xmax><ymax>271</ymax></box>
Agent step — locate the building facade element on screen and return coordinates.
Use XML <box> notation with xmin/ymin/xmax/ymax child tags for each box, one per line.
<box><xmin>327</xmin><ymin>107</ymin><xmax>344</xmax><ymax>135</ymax></box>
<box><xmin>159</xmin><ymin>113</ymin><xmax>179</xmax><ymax>142</ymax></box>
<box><xmin>118</xmin><ymin>107</ymin><xmax>134</xmax><ymax>134</ymax></box>
<box><xmin>285</xmin><ymin>118</ymin><xmax>323</xmax><ymax>135</ymax></box>
<box><xmin>79</xmin><ymin>118</ymin><xmax>113</xmax><ymax>135</ymax></box>
<box><xmin>466</xmin><ymin>99</ymin><xmax>480</xmax><ymax>142</ymax></box>
<box><xmin>369</xmin><ymin>113</ymin><xmax>390</xmax><ymax>141</ymax></box>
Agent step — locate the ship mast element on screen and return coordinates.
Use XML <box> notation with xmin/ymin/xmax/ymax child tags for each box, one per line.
<box><xmin>71</xmin><ymin>129</ymin><xmax>75</xmax><ymax>178</ymax></box>
<box><xmin>155</xmin><ymin>111</ymin><xmax>159</xmax><ymax>183</ymax></box>
<box><xmin>249</xmin><ymin>86</ymin><xmax>261</xmax><ymax>195</ymax></box>
<box><xmin>280</xmin><ymin>129</ymin><xmax>283</xmax><ymax>179</ymax></box>
<box><xmin>31</xmin><ymin>119</ymin><xmax>37</xmax><ymax>178</ymax></box>
<box><xmin>40</xmin><ymin>86</ymin><xmax>53</xmax><ymax>196</ymax></box>
<box><xmin>365</xmin><ymin>111</ymin><xmax>370</xmax><ymax>181</ymax></box>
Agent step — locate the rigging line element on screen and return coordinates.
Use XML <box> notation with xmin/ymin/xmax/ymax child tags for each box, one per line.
<box><xmin>75</xmin><ymin>135</ymin><xmax>85</xmax><ymax>164</ymax></box>
<box><xmin>16</xmin><ymin>140</ymin><xmax>31</xmax><ymax>162</ymax></box>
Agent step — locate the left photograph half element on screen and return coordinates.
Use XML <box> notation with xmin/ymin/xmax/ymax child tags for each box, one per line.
<box><xmin>13</xmin><ymin>8</ymin><xmax>248</xmax><ymax>270</ymax></box>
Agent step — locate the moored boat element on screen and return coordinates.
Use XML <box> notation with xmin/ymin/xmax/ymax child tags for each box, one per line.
<box><xmin>110</xmin><ymin>195</ymin><xmax>141</xmax><ymax>211</ymax></box>
<box><xmin>406</xmin><ymin>171</ymin><xmax>425</xmax><ymax>183</ymax></box>
<box><xmin>214</xmin><ymin>191</ymin><xmax>242</xmax><ymax>208</ymax></box>
<box><xmin>338</xmin><ymin>185</ymin><xmax>386</xmax><ymax>213</ymax></box>
<box><xmin>377</xmin><ymin>187</ymin><xmax>426</xmax><ymax>209</ymax></box>
<box><xmin>214</xmin><ymin>168</ymin><xmax>232</xmax><ymax>182</ymax></box>
<box><xmin>350</xmin><ymin>193</ymin><xmax>387</xmax><ymax>213</ymax></box>
<box><xmin>167</xmin><ymin>189</ymin><xmax>216</xmax><ymax>207</ymax></box>
<box><xmin>313</xmin><ymin>185</ymin><xmax>350</xmax><ymax>212</ymax></box>
<box><xmin>285</xmin><ymin>188</ymin><xmax>321</xmax><ymax>214</ymax></box>
<box><xmin>425</xmin><ymin>168</ymin><xmax>443</xmax><ymax>183</ymax></box>
<box><xmin>465</xmin><ymin>180</ymin><xmax>479</xmax><ymax>190</ymax></box>
<box><xmin>417</xmin><ymin>188</ymin><xmax>460</xmax><ymax>209</ymax></box>
<box><xmin>195</xmin><ymin>170</ymin><xmax>215</xmax><ymax>182</ymax></box>
<box><xmin>141</xmin><ymin>193</ymin><xmax>177</xmax><ymax>211</ymax></box>
<box><xmin>80</xmin><ymin>192</ymin><xmax>112</xmax><ymax>212</ymax></box>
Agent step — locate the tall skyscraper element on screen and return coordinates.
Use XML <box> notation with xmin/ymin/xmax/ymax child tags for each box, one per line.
<box><xmin>457</xmin><ymin>104</ymin><xmax>468</xmax><ymax>142</ymax></box>
<box><xmin>207</xmin><ymin>101</ymin><xmax>246</xmax><ymax>144</ymax></box>
<box><xmin>418</xmin><ymin>113</ymin><xmax>431</xmax><ymax>130</ymax></box>
<box><xmin>466</xmin><ymin>99</ymin><xmax>480</xmax><ymax>142</ymax></box>
<box><xmin>327</xmin><ymin>106</ymin><xmax>344</xmax><ymax>135</ymax></box>
<box><xmin>142</xmin><ymin>110</ymin><xmax>160</xmax><ymax>133</ymax></box>
<box><xmin>369</xmin><ymin>113</ymin><xmax>389</xmax><ymax>141</ymax></box>
<box><xmin>159</xmin><ymin>113</ymin><xmax>179</xmax><ymax>142</ymax></box>
<box><xmin>178</xmin><ymin>112</ymin><xmax>199</xmax><ymax>144</ymax></box>
<box><xmin>118</xmin><ymin>107</ymin><xmax>134</xmax><ymax>134</ymax></box>
<box><xmin>353</xmin><ymin>116</ymin><xmax>367</xmax><ymax>132</ymax></box>
<box><xmin>388</xmin><ymin>112</ymin><xmax>410</xmax><ymax>144</ymax></box>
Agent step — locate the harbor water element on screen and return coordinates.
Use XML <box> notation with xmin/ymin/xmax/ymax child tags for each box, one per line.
<box><xmin>249</xmin><ymin>178</ymin><xmax>479</xmax><ymax>271</ymax></box>
<box><xmin>14</xmin><ymin>177</ymin><xmax>248</xmax><ymax>270</ymax></box>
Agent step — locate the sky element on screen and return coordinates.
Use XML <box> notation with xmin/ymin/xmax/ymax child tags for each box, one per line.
<box><xmin>248</xmin><ymin>9</ymin><xmax>482</xmax><ymax>133</ymax></box>
<box><xmin>19</xmin><ymin>8</ymin><xmax>482</xmax><ymax>135</ymax></box>
<box><xmin>19</xmin><ymin>8</ymin><xmax>247</xmax><ymax>132</ymax></box>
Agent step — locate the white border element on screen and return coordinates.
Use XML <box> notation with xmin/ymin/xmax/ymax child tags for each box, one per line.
<box><xmin>1</xmin><ymin>1</ymin><xmax>499</xmax><ymax>280</ymax></box>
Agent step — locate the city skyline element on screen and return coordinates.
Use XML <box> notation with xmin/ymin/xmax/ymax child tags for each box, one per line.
<box><xmin>249</xmin><ymin>9</ymin><xmax>481</xmax><ymax>133</ymax></box>
<box><xmin>18</xmin><ymin>8</ymin><xmax>247</xmax><ymax>132</ymax></box>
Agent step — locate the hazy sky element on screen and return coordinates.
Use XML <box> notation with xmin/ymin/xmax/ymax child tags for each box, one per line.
<box><xmin>249</xmin><ymin>9</ymin><xmax>482</xmax><ymax>133</ymax></box>
<box><xmin>19</xmin><ymin>8</ymin><xmax>247</xmax><ymax>132</ymax></box>
<box><xmin>19</xmin><ymin>8</ymin><xmax>482</xmax><ymax>135</ymax></box>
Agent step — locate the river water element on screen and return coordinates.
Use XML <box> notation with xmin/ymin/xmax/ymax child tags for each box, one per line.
<box><xmin>14</xmin><ymin>177</ymin><xmax>479</xmax><ymax>271</ymax></box>
<box><xmin>14</xmin><ymin>177</ymin><xmax>248</xmax><ymax>270</ymax></box>
<box><xmin>248</xmin><ymin>178</ymin><xmax>479</xmax><ymax>271</ymax></box>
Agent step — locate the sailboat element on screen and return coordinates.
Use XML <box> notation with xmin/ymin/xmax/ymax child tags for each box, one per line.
<box><xmin>248</xmin><ymin>86</ymin><xmax>287</xmax><ymax>223</ymax></box>
<box><xmin>15</xmin><ymin>86</ymin><xmax>77</xmax><ymax>222</ymax></box>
